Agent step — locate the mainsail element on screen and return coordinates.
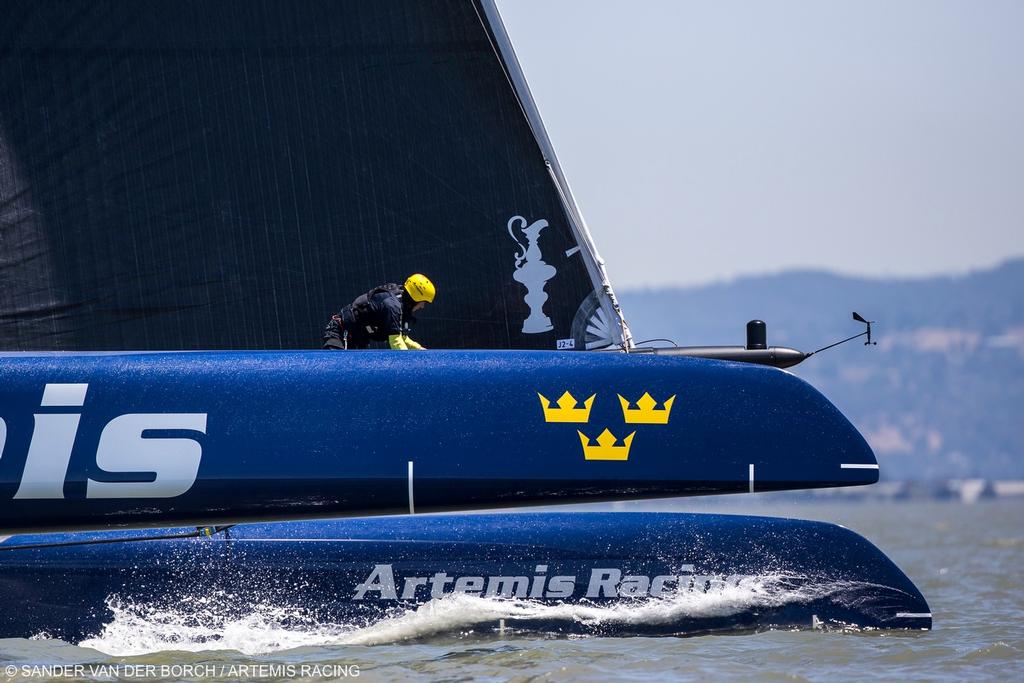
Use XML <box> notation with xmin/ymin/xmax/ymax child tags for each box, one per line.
<box><xmin>0</xmin><ymin>0</ymin><xmax>629</xmax><ymax>351</ymax></box>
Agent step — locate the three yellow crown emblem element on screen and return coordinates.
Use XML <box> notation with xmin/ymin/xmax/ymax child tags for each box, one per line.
<box><xmin>618</xmin><ymin>392</ymin><xmax>676</xmax><ymax>424</ymax></box>
<box><xmin>538</xmin><ymin>389</ymin><xmax>675</xmax><ymax>462</ymax></box>
<box><xmin>577</xmin><ymin>428</ymin><xmax>636</xmax><ymax>461</ymax></box>
<box><xmin>538</xmin><ymin>391</ymin><xmax>595</xmax><ymax>423</ymax></box>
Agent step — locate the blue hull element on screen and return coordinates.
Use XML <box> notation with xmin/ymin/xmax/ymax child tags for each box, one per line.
<box><xmin>0</xmin><ymin>351</ymin><xmax>877</xmax><ymax>532</ymax></box>
<box><xmin>0</xmin><ymin>513</ymin><xmax>930</xmax><ymax>642</ymax></box>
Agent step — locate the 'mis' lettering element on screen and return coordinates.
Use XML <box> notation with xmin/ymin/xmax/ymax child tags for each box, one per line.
<box><xmin>0</xmin><ymin>383</ymin><xmax>206</xmax><ymax>500</ymax></box>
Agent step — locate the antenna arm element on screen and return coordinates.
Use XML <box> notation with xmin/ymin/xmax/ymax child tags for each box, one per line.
<box><xmin>806</xmin><ymin>331</ymin><xmax>868</xmax><ymax>358</ymax></box>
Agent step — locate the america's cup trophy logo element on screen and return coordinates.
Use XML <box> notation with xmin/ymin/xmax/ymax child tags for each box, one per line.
<box><xmin>508</xmin><ymin>215</ymin><xmax>557</xmax><ymax>333</ymax></box>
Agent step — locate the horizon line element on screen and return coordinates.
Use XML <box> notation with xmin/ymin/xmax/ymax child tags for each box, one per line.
<box><xmin>614</xmin><ymin>255</ymin><xmax>1024</xmax><ymax>292</ymax></box>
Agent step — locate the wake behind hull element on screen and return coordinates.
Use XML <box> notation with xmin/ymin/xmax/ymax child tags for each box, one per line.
<box><xmin>0</xmin><ymin>351</ymin><xmax>877</xmax><ymax>533</ymax></box>
<box><xmin>0</xmin><ymin>512</ymin><xmax>930</xmax><ymax>644</ymax></box>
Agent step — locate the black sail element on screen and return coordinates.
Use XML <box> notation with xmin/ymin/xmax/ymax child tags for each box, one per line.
<box><xmin>0</xmin><ymin>0</ymin><xmax>628</xmax><ymax>351</ymax></box>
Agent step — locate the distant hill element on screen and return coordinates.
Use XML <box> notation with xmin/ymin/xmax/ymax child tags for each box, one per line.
<box><xmin>617</xmin><ymin>259</ymin><xmax>1024</xmax><ymax>480</ymax></box>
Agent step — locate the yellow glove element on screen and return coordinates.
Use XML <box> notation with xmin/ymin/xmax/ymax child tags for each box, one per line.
<box><xmin>388</xmin><ymin>334</ymin><xmax>425</xmax><ymax>350</ymax></box>
<box><xmin>403</xmin><ymin>335</ymin><xmax>425</xmax><ymax>350</ymax></box>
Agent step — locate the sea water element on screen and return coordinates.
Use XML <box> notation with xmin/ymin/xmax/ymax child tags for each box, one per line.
<box><xmin>0</xmin><ymin>498</ymin><xmax>1021</xmax><ymax>682</ymax></box>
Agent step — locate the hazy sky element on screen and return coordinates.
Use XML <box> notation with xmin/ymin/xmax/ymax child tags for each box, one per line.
<box><xmin>496</xmin><ymin>0</ymin><xmax>1024</xmax><ymax>288</ymax></box>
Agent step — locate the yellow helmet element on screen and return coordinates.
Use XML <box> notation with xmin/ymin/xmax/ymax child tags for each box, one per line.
<box><xmin>404</xmin><ymin>273</ymin><xmax>436</xmax><ymax>303</ymax></box>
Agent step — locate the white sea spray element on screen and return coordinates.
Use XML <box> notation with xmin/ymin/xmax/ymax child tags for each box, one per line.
<box><xmin>78</xmin><ymin>573</ymin><xmax>866</xmax><ymax>655</ymax></box>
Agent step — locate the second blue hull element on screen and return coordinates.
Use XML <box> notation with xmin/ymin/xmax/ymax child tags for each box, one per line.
<box><xmin>0</xmin><ymin>512</ymin><xmax>930</xmax><ymax>643</ymax></box>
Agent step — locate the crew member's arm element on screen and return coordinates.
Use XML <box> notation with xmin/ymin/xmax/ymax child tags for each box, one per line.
<box><xmin>382</xmin><ymin>297</ymin><xmax>410</xmax><ymax>350</ymax></box>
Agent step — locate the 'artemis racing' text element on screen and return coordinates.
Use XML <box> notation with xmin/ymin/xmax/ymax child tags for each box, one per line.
<box><xmin>353</xmin><ymin>564</ymin><xmax>752</xmax><ymax>600</ymax></box>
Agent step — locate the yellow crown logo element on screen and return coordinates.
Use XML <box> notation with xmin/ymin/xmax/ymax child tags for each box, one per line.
<box><xmin>618</xmin><ymin>392</ymin><xmax>676</xmax><ymax>424</ymax></box>
<box><xmin>577</xmin><ymin>428</ymin><xmax>636</xmax><ymax>461</ymax></box>
<box><xmin>538</xmin><ymin>391</ymin><xmax>595</xmax><ymax>423</ymax></box>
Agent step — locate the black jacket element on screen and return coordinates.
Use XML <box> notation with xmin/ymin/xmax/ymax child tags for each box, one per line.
<box><xmin>325</xmin><ymin>283</ymin><xmax>416</xmax><ymax>348</ymax></box>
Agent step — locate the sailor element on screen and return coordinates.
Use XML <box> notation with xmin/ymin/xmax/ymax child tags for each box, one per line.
<box><xmin>322</xmin><ymin>274</ymin><xmax>435</xmax><ymax>350</ymax></box>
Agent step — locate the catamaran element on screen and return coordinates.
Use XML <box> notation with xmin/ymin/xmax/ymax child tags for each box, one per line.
<box><xmin>0</xmin><ymin>0</ymin><xmax>929</xmax><ymax>641</ymax></box>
